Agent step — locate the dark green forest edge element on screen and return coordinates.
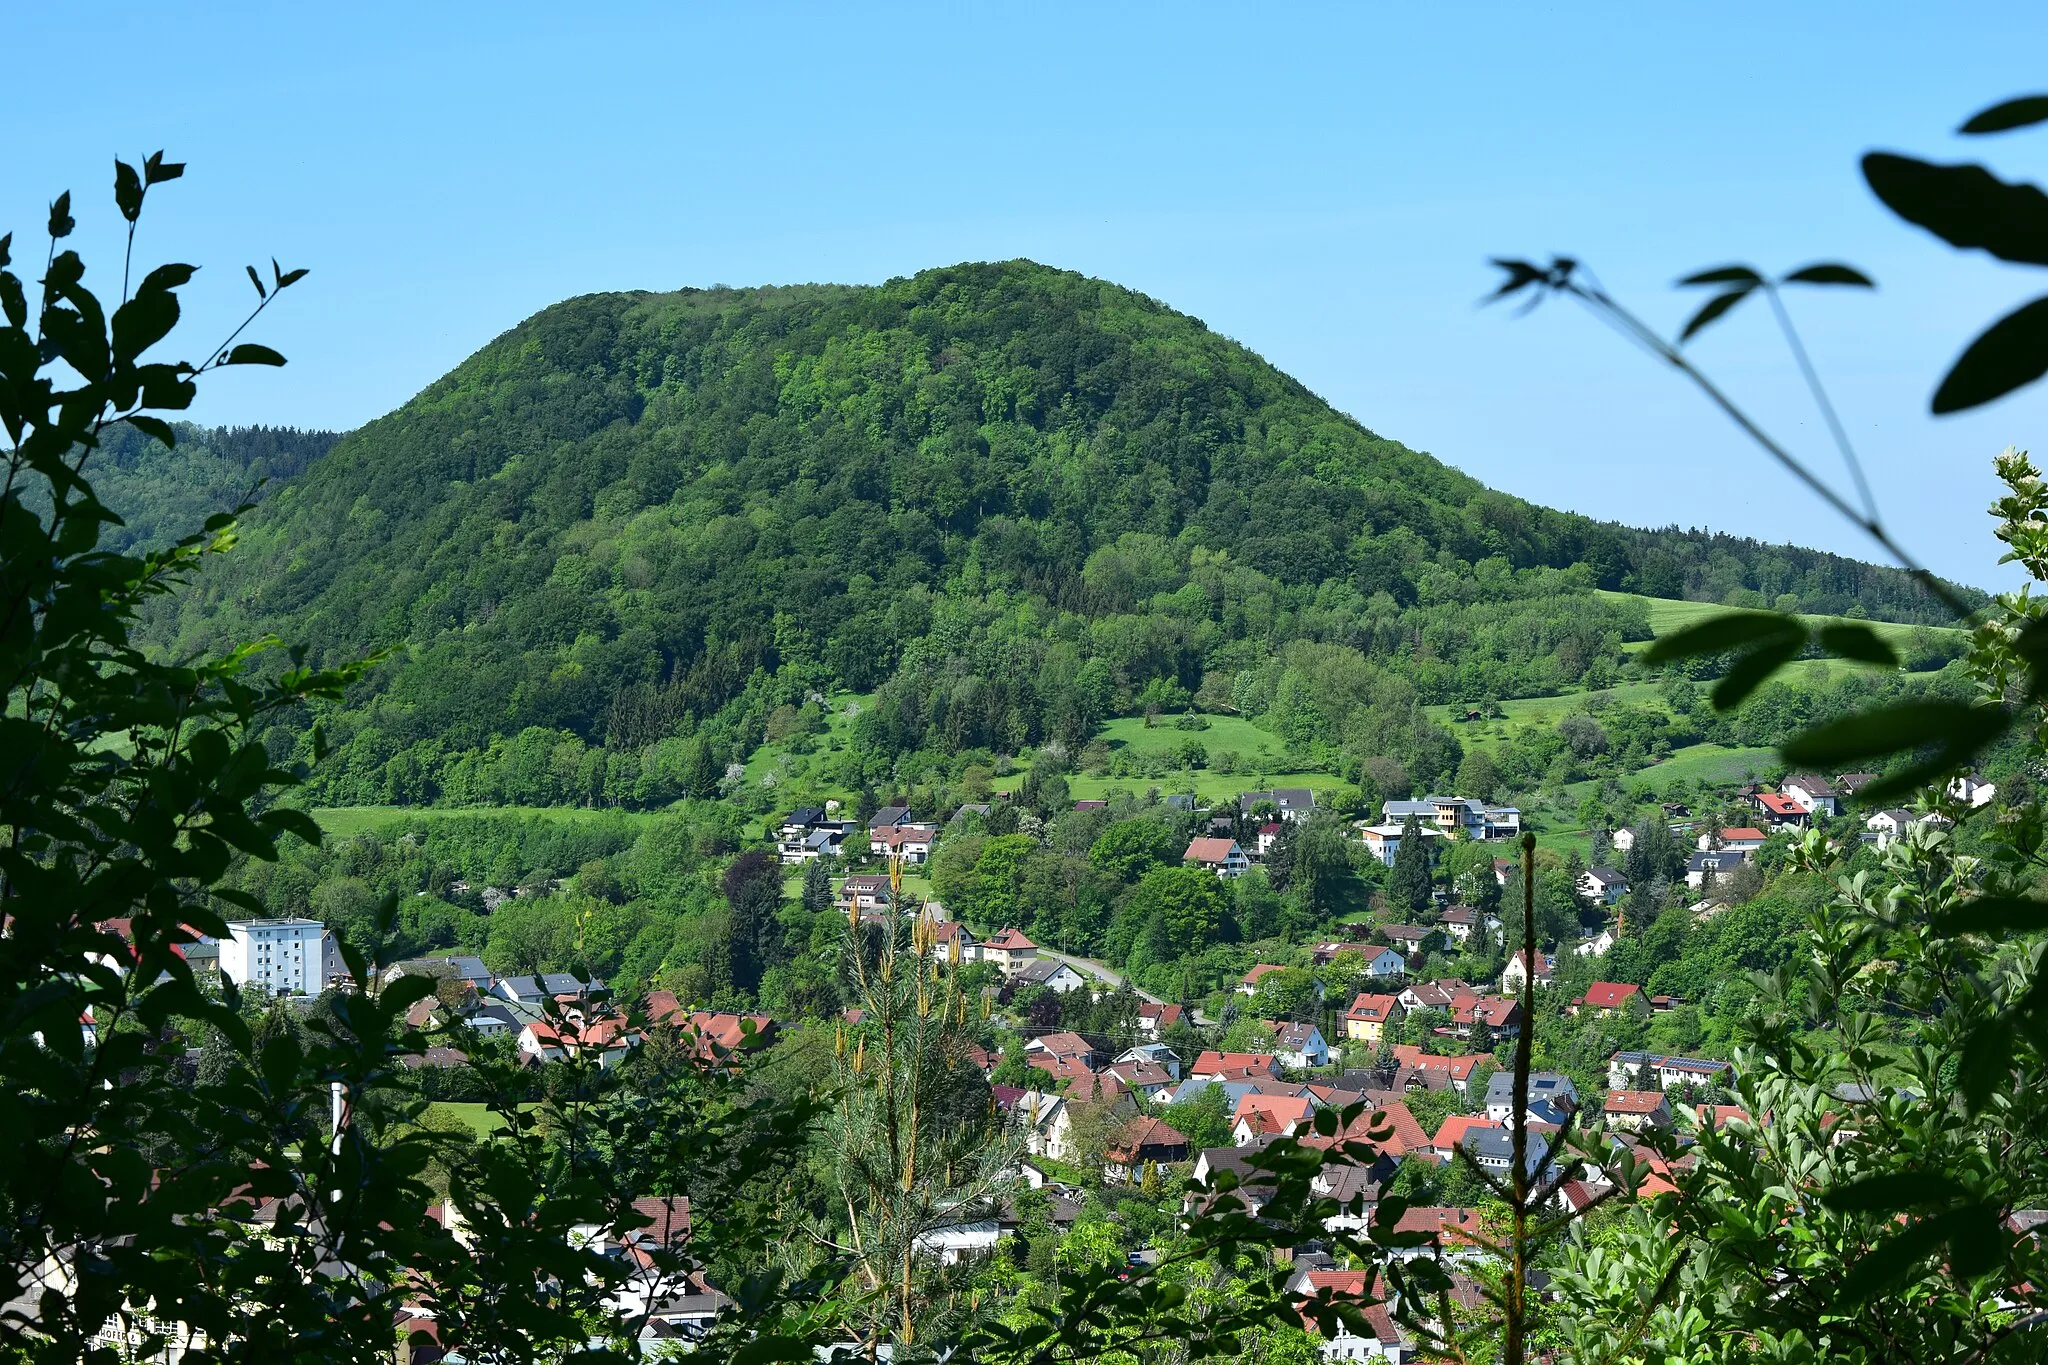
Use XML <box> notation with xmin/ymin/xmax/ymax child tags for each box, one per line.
<box><xmin>143</xmin><ymin>262</ymin><xmax>1976</xmax><ymax>816</ymax></box>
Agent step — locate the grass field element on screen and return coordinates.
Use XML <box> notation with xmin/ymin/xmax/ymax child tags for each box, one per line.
<box><xmin>1066</xmin><ymin>768</ymin><xmax>1345</xmax><ymax>804</ymax></box>
<box><xmin>310</xmin><ymin>804</ymin><xmax>667</xmax><ymax>840</ymax></box>
<box><xmin>1597</xmin><ymin>590</ymin><xmax>1963</xmax><ymax>655</ymax></box>
<box><xmin>425</xmin><ymin>1102</ymin><xmax>511</xmax><ymax>1136</ymax></box>
<box><xmin>1095</xmin><ymin>714</ymin><xmax>1293</xmax><ymax>763</ymax></box>
<box><xmin>738</xmin><ymin>689</ymin><xmax>874</xmax><ymax>807</ymax></box>
<box><xmin>1425</xmin><ymin>682</ymin><xmax>1675</xmax><ymax>754</ymax></box>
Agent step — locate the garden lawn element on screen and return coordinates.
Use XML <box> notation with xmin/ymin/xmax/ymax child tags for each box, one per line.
<box><xmin>1596</xmin><ymin>590</ymin><xmax>1963</xmax><ymax>655</ymax></box>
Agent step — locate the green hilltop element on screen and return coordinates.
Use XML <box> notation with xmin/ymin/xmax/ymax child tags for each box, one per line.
<box><xmin>143</xmin><ymin>260</ymin><xmax>1978</xmax><ymax>811</ymax></box>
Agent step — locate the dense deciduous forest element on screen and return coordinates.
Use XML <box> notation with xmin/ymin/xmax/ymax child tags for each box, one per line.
<box><xmin>135</xmin><ymin>263</ymin><xmax>1978</xmax><ymax>809</ymax></box>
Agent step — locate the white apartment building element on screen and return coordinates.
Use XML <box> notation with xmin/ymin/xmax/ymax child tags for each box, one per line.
<box><xmin>220</xmin><ymin>918</ymin><xmax>326</xmax><ymax>997</ymax></box>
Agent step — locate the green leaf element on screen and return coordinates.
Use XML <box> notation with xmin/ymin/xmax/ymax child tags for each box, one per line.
<box><xmin>1958</xmin><ymin>1018</ymin><xmax>2015</xmax><ymax>1113</ymax></box>
<box><xmin>1960</xmin><ymin>94</ymin><xmax>2048</xmax><ymax>135</ymax></box>
<box><xmin>245</xmin><ymin>265</ymin><xmax>266</xmax><ymax>300</ymax></box>
<box><xmin>1680</xmin><ymin>287</ymin><xmax>1756</xmax><ymax>342</ymax></box>
<box><xmin>49</xmin><ymin>192</ymin><xmax>74</xmax><ymax>238</ymax></box>
<box><xmin>1932</xmin><ymin>896</ymin><xmax>2048</xmax><ymax>936</ymax></box>
<box><xmin>122</xmin><ymin>414</ymin><xmax>176</xmax><ymax>448</ymax></box>
<box><xmin>1862</xmin><ymin>153</ymin><xmax>2048</xmax><ymax>267</ymax></box>
<box><xmin>1817</xmin><ymin>622</ymin><xmax>1899</xmax><ymax>667</ymax></box>
<box><xmin>1710</xmin><ymin>637</ymin><xmax>1805</xmax><ymax>710</ymax></box>
<box><xmin>1641</xmin><ymin>610</ymin><xmax>1805</xmax><ymax>665</ymax></box>
<box><xmin>1839</xmin><ymin>1215</ymin><xmax>1951</xmax><ymax>1303</ymax></box>
<box><xmin>260</xmin><ymin>808</ymin><xmax>324</xmax><ymax>848</ymax></box>
<box><xmin>1779</xmin><ymin>699</ymin><xmax>2007</xmax><ymax>767</ymax></box>
<box><xmin>1678</xmin><ymin>265</ymin><xmax>1764</xmax><ymax>287</ymax></box>
<box><xmin>142</xmin><ymin>150</ymin><xmax>185</xmax><ymax>184</ymax></box>
<box><xmin>1823</xmin><ymin>1171</ymin><xmax>1968</xmax><ymax>1213</ymax></box>
<box><xmin>1933</xmin><ymin>293</ymin><xmax>2048</xmax><ymax>414</ymax></box>
<box><xmin>223</xmin><ymin>343</ymin><xmax>286</xmax><ymax>367</ymax></box>
<box><xmin>1781</xmin><ymin>262</ymin><xmax>1875</xmax><ymax>287</ymax></box>
<box><xmin>114</xmin><ymin>160</ymin><xmax>143</xmax><ymax>224</ymax></box>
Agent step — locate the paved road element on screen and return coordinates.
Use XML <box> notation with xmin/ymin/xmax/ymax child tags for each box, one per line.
<box><xmin>1038</xmin><ymin>949</ymin><xmax>1213</xmax><ymax>1027</ymax></box>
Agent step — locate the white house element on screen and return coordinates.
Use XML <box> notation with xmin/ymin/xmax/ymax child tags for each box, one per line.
<box><xmin>1184</xmin><ymin>837</ymin><xmax>1250</xmax><ymax>877</ymax></box>
<box><xmin>1578</xmin><ymin>867</ymin><xmax>1628</xmax><ymax>905</ymax></box>
<box><xmin>871</xmin><ymin>822</ymin><xmax>942</xmax><ymax>864</ymax></box>
<box><xmin>1685</xmin><ymin>850</ymin><xmax>1746</xmax><ymax>889</ymax></box>
<box><xmin>1383</xmin><ymin>796</ymin><xmax>1522</xmax><ymax>841</ymax></box>
<box><xmin>1866</xmin><ymin>808</ymin><xmax>1951</xmax><ymax>849</ymax></box>
<box><xmin>1267</xmin><ymin>1020</ymin><xmax>1330</xmax><ymax>1070</ymax></box>
<box><xmin>1013</xmin><ymin>1091</ymin><xmax>1072</xmax><ymax>1160</ymax></box>
<box><xmin>1610</xmin><ymin>827</ymin><xmax>1635</xmax><ymax>855</ymax></box>
<box><xmin>1357</xmin><ymin>822</ymin><xmax>1446</xmax><ymax>867</ymax></box>
<box><xmin>1500</xmin><ymin>950</ymin><xmax>1554</xmax><ymax>994</ymax></box>
<box><xmin>220</xmin><ymin>918</ymin><xmax>326</xmax><ymax>998</ymax></box>
<box><xmin>1697</xmin><ymin>827</ymin><xmax>1767</xmax><ymax>854</ymax></box>
<box><xmin>1240</xmin><ymin>788</ymin><xmax>1317</xmax><ymax>823</ymax></box>
<box><xmin>1113</xmin><ymin>1043</ymin><xmax>1181</xmax><ymax>1080</ymax></box>
<box><xmin>1782</xmin><ymin>774</ymin><xmax>1839</xmax><ymax>817</ymax></box>
<box><xmin>1010</xmin><ymin>959</ymin><xmax>1088</xmax><ymax>993</ymax></box>
<box><xmin>1949</xmin><ymin>773</ymin><xmax>1997</xmax><ymax>808</ymax></box>
<box><xmin>980</xmin><ymin>928</ymin><xmax>1038</xmax><ymax>976</ymax></box>
<box><xmin>915</xmin><ymin>1214</ymin><xmax>1003</xmax><ymax>1266</ymax></box>
<box><xmin>1574</xmin><ymin>928</ymin><xmax>1616</xmax><ymax>958</ymax></box>
<box><xmin>1607</xmin><ymin>1050</ymin><xmax>1736</xmax><ymax>1092</ymax></box>
<box><xmin>1351</xmin><ymin>945</ymin><xmax>1407</xmax><ymax>979</ymax></box>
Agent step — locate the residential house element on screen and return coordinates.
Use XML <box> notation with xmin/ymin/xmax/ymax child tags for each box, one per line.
<box><xmin>1451</xmin><ymin>995</ymin><xmax>1522</xmax><ymax>1041</ymax></box>
<box><xmin>1606</xmin><ymin>1050</ymin><xmax>1736</xmax><ymax>1093</ymax></box>
<box><xmin>518</xmin><ymin>1016</ymin><xmax>643</xmax><ymax>1069</ymax></box>
<box><xmin>219</xmin><ymin>917</ymin><xmax>326</xmax><ymax>998</ymax></box>
<box><xmin>1343</xmin><ymin>993</ymin><xmax>1404</xmax><ymax>1046</ymax></box>
<box><xmin>1949</xmin><ymin>773</ymin><xmax>1997</xmax><ymax>807</ymax></box>
<box><xmin>1231</xmin><ymin>1093</ymin><xmax>1314</xmax><ymax>1146</ymax></box>
<box><xmin>1237</xmin><ymin>963</ymin><xmax>1289</xmax><ymax>996</ymax></box>
<box><xmin>1379</xmin><ymin>924</ymin><xmax>1435</xmax><ymax>955</ymax></box>
<box><xmin>1782</xmin><ymin>774</ymin><xmax>1839</xmax><ymax>817</ymax></box>
<box><xmin>915</xmin><ymin>1213</ymin><xmax>1003</xmax><ymax>1266</ymax></box>
<box><xmin>1866</xmin><ymin>808</ymin><xmax>1950</xmax><ymax>849</ymax></box>
<box><xmin>1072</xmin><ymin>799</ymin><xmax>1107</xmax><ymax>812</ymax></box>
<box><xmin>1383</xmin><ymin>796</ymin><xmax>1523</xmax><ymax>841</ymax></box>
<box><xmin>1697</xmin><ymin>827</ymin><xmax>1767</xmax><ymax>854</ymax></box>
<box><xmin>1399</xmin><ymin>978</ymin><xmax>1477</xmax><ymax>1013</ymax></box>
<box><xmin>1391</xmin><ymin>1045</ymin><xmax>1490</xmax><ymax>1095</ymax></box>
<box><xmin>926</xmin><ymin>920</ymin><xmax>979</xmax><ymax>964</ymax></box>
<box><xmin>1184</xmin><ymin>837</ymin><xmax>1251</xmax><ymax>878</ymax></box>
<box><xmin>1350</xmin><ymin>945</ymin><xmax>1407</xmax><ymax>979</ymax></box>
<box><xmin>1253</xmin><ymin>822</ymin><xmax>1283</xmax><ymax>859</ymax></box>
<box><xmin>442</xmin><ymin>956</ymin><xmax>493</xmax><ymax>992</ymax></box>
<box><xmin>1836</xmin><ymin>772</ymin><xmax>1880</xmax><ymax>799</ymax></box>
<box><xmin>1106</xmin><ymin>1058</ymin><xmax>1179</xmax><ymax>1103</ymax></box>
<box><xmin>1685</xmin><ymin>849</ymin><xmax>1748</xmax><ymax>888</ymax></box>
<box><xmin>1430</xmin><ymin>1115</ymin><xmax>1500</xmax><ymax>1164</ymax></box>
<box><xmin>1268</xmin><ymin>1020</ymin><xmax>1330</xmax><ymax>1070</ymax></box>
<box><xmin>1113</xmin><ymin>1042</ymin><xmax>1182</xmax><ymax>1080</ymax></box>
<box><xmin>1290</xmin><ymin>1271</ymin><xmax>1412</xmax><ymax>1362</ymax></box>
<box><xmin>464</xmin><ymin>1003</ymin><xmax>521</xmax><ymax>1039</ymax></box>
<box><xmin>1604</xmin><ymin>1089</ymin><xmax>1674</xmax><ymax>1133</ymax></box>
<box><xmin>1191</xmin><ymin>1050</ymin><xmax>1283</xmax><ymax>1083</ymax></box>
<box><xmin>868</xmin><ymin>805</ymin><xmax>913</xmax><ymax>829</ymax></box>
<box><xmin>1610</xmin><ymin>826</ymin><xmax>1636</xmax><ymax>855</ymax></box>
<box><xmin>1572</xmin><ymin>982</ymin><xmax>1645</xmax><ymax>1017</ymax></box>
<box><xmin>870</xmin><ymin>822</ymin><xmax>941</xmax><ymax>864</ymax></box>
<box><xmin>1103</xmin><ymin>1116</ymin><xmax>1188</xmax><ymax>1183</ymax></box>
<box><xmin>1578</xmin><ymin>866</ymin><xmax>1628</xmax><ymax>905</ymax></box>
<box><xmin>1500</xmin><ymin>949</ymin><xmax>1554</xmax><ymax>994</ymax></box>
<box><xmin>1010</xmin><ymin>958</ymin><xmax>1088</xmax><ymax>993</ymax></box>
<box><xmin>494</xmin><ymin>972</ymin><xmax>602</xmax><ymax>1006</ymax></box>
<box><xmin>1025</xmin><ymin>1031</ymin><xmax>1101</xmax><ymax>1071</ymax></box>
<box><xmin>1462</xmin><ymin>1125</ymin><xmax>1556</xmax><ymax>1180</ymax></box>
<box><xmin>1006</xmin><ymin>1090</ymin><xmax>1073</xmax><ymax>1161</ymax></box>
<box><xmin>1484</xmin><ymin>1070</ymin><xmax>1578</xmax><ymax>1124</ymax></box>
<box><xmin>1753</xmin><ymin>792</ymin><xmax>1809</xmax><ymax>828</ymax></box>
<box><xmin>979</xmin><ymin>928</ymin><xmax>1038</xmax><ymax>976</ymax></box>
<box><xmin>836</xmin><ymin>875</ymin><xmax>894</xmax><ymax>913</ymax></box>
<box><xmin>1135</xmin><ymin>1001</ymin><xmax>1184</xmax><ymax>1039</ymax></box>
<box><xmin>1438</xmin><ymin>904</ymin><xmax>1489</xmax><ymax>943</ymax></box>
<box><xmin>1357</xmin><ymin>821</ymin><xmax>1445</xmax><ymax>867</ymax></box>
<box><xmin>1240</xmin><ymin>788</ymin><xmax>1317</xmax><ymax>823</ymax></box>
<box><xmin>1575</xmin><ymin>928</ymin><xmax>1616</xmax><ymax>958</ymax></box>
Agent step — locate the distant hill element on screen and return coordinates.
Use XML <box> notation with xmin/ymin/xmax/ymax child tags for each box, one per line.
<box><xmin>143</xmin><ymin>261</ymin><xmax>1981</xmax><ymax>808</ymax></box>
<box><xmin>88</xmin><ymin>423</ymin><xmax>343</xmax><ymax>554</ymax></box>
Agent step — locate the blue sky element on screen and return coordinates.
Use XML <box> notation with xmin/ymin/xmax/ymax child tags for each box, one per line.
<box><xmin>8</xmin><ymin>3</ymin><xmax>2048</xmax><ymax>591</ymax></box>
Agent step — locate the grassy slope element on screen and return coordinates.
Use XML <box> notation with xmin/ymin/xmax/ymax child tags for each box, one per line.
<box><xmin>1074</xmin><ymin>713</ymin><xmax>1344</xmax><ymax>803</ymax></box>
<box><xmin>1598</xmin><ymin>590</ymin><xmax>1964</xmax><ymax>653</ymax></box>
<box><xmin>738</xmin><ymin>691</ymin><xmax>874</xmax><ymax>807</ymax></box>
<box><xmin>310</xmin><ymin>805</ymin><xmax>668</xmax><ymax>840</ymax></box>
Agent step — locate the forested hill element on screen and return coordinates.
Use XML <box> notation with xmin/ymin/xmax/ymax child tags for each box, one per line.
<box><xmin>148</xmin><ymin>260</ymin><xmax>1978</xmax><ymax>808</ymax></box>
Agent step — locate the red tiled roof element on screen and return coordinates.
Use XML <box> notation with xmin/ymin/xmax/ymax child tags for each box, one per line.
<box><xmin>1192</xmin><ymin>1049</ymin><xmax>1281</xmax><ymax>1080</ymax></box>
<box><xmin>1346</xmin><ymin>992</ymin><xmax>1401</xmax><ymax>1022</ymax></box>
<box><xmin>1580</xmin><ymin>982</ymin><xmax>1642</xmax><ymax>1010</ymax></box>
<box><xmin>1184</xmin><ymin>837</ymin><xmax>1241</xmax><ymax>863</ymax></box>
<box><xmin>1304</xmin><ymin>1100</ymin><xmax>1430</xmax><ymax>1156</ymax></box>
<box><xmin>1431</xmin><ymin>1114</ymin><xmax>1500</xmax><ymax>1151</ymax></box>
<box><xmin>1241</xmin><ymin>963</ymin><xmax>1287</xmax><ymax>986</ymax></box>
<box><xmin>1757</xmin><ymin>793</ymin><xmax>1805</xmax><ymax>815</ymax></box>
<box><xmin>984</xmin><ymin>928</ymin><xmax>1036</xmax><ymax>951</ymax></box>
<box><xmin>1605</xmin><ymin>1089</ymin><xmax>1668</xmax><ymax>1115</ymax></box>
<box><xmin>1719</xmin><ymin>827</ymin><xmax>1767</xmax><ymax>842</ymax></box>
